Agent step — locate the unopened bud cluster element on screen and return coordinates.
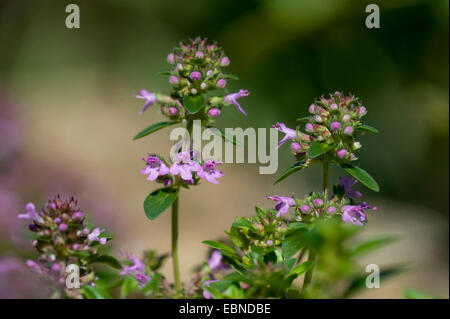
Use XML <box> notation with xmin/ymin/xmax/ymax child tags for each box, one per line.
<box><xmin>293</xmin><ymin>192</ymin><xmax>350</xmax><ymax>222</ymax></box>
<box><xmin>304</xmin><ymin>91</ymin><xmax>367</xmax><ymax>162</ymax></box>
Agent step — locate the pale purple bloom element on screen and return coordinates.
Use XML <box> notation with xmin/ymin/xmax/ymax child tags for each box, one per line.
<box><xmin>327</xmin><ymin>206</ymin><xmax>337</xmax><ymax>214</ymax></box>
<box><xmin>266</xmin><ymin>195</ymin><xmax>295</xmax><ymax>217</ymax></box>
<box><xmin>200</xmin><ymin>82</ymin><xmax>207</xmax><ymax>90</ymax></box>
<box><xmin>272</xmin><ymin>122</ymin><xmax>297</xmax><ymax>148</ymax></box>
<box><xmin>136</xmin><ymin>273</ymin><xmax>151</xmax><ymax>286</ymax></box>
<box><xmin>87</xmin><ymin>228</ymin><xmax>107</xmax><ymax>245</ymax></box>
<box><xmin>168</xmin><ymin>107</ymin><xmax>178</xmax><ymax>116</ymax></box>
<box><xmin>208</xmin><ymin>250</ymin><xmax>228</xmax><ymax>272</ymax></box>
<box><xmin>342</xmin><ymin>114</ymin><xmax>351</xmax><ymax>122</ymax></box>
<box><xmin>308</xmin><ymin>104</ymin><xmax>316</xmax><ymax>114</ymax></box>
<box><xmin>339</xmin><ymin>176</ymin><xmax>362</xmax><ymax>199</ymax></box>
<box><xmin>206</xmin><ymin>70</ymin><xmax>214</xmax><ymax>77</ymax></box>
<box><xmin>197</xmin><ymin>160</ymin><xmax>223</xmax><ymax>184</ymax></box>
<box><xmin>330</xmin><ymin>103</ymin><xmax>338</xmax><ymax>110</ymax></box>
<box><xmin>141</xmin><ymin>155</ymin><xmax>170</xmax><ymax>181</ymax></box>
<box><xmin>337</xmin><ymin>148</ymin><xmax>348</xmax><ymax>159</ymax></box>
<box><xmin>344</xmin><ymin>126</ymin><xmax>353</xmax><ymax>135</ymax></box>
<box><xmin>121</xmin><ymin>253</ymin><xmax>149</xmax><ymax>286</ymax></box>
<box><xmin>136</xmin><ymin>90</ymin><xmax>157</xmax><ymax>114</ymax></box>
<box><xmin>73</xmin><ymin>211</ymin><xmax>83</xmax><ymax>220</ymax></box>
<box><xmin>169</xmin><ymin>152</ymin><xmax>201</xmax><ymax>181</ymax></box>
<box><xmin>359</xmin><ymin>106</ymin><xmax>367</xmax><ymax>116</ymax></box>
<box><xmin>18</xmin><ymin>203</ymin><xmax>41</xmax><ymax>222</ymax></box>
<box><xmin>207</xmin><ymin>108</ymin><xmax>221</xmax><ymax>118</ymax></box>
<box><xmin>216</xmin><ymin>79</ymin><xmax>226</xmax><ymax>88</ymax></box>
<box><xmin>330</xmin><ymin>121</ymin><xmax>341</xmax><ymax>131</ymax></box>
<box><xmin>190</xmin><ymin>71</ymin><xmax>201</xmax><ymax>80</ymax></box>
<box><xmin>59</xmin><ymin>223</ymin><xmax>68</xmax><ymax>231</ymax></box>
<box><xmin>223</xmin><ymin>90</ymin><xmax>249</xmax><ymax>116</ymax></box>
<box><xmin>169</xmin><ymin>76</ymin><xmax>179</xmax><ymax>84</ymax></box>
<box><xmin>203</xmin><ymin>279</ymin><xmax>219</xmax><ymax>299</ymax></box>
<box><xmin>267</xmin><ymin>240</ymin><xmax>274</xmax><ymax>246</ymax></box>
<box><xmin>195</xmin><ymin>51</ymin><xmax>204</xmax><ymax>58</ymax></box>
<box><xmin>220</xmin><ymin>56</ymin><xmax>230</xmax><ymax>66</ymax></box>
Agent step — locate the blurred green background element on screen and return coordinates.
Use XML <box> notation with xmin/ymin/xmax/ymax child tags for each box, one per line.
<box><xmin>0</xmin><ymin>0</ymin><xmax>448</xmax><ymax>298</ymax></box>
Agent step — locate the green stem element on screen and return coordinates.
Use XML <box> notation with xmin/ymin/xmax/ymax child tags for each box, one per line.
<box><xmin>303</xmin><ymin>161</ymin><xmax>329</xmax><ymax>293</ymax></box>
<box><xmin>171</xmin><ymin>195</ymin><xmax>181</xmax><ymax>297</ymax></box>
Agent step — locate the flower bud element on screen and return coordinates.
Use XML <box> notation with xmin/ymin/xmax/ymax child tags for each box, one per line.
<box><xmin>305</xmin><ymin>123</ymin><xmax>314</xmax><ymax>133</ymax></box>
<box><xmin>54</xmin><ymin>217</ymin><xmax>61</xmax><ymax>224</ymax></box>
<box><xmin>314</xmin><ymin>115</ymin><xmax>323</xmax><ymax>123</ymax></box>
<box><xmin>313</xmin><ymin>198</ymin><xmax>323</xmax><ymax>207</ymax></box>
<box><xmin>267</xmin><ymin>240</ymin><xmax>273</xmax><ymax>246</ymax></box>
<box><xmin>327</xmin><ymin>206</ymin><xmax>337</xmax><ymax>214</ymax></box>
<box><xmin>342</xmin><ymin>114</ymin><xmax>351</xmax><ymax>122</ymax></box>
<box><xmin>308</xmin><ymin>104</ymin><xmax>316</xmax><ymax>114</ymax></box>
<box><xmin>353</xmin><ymin>141</ymin><xmax>362</xmax><ymax>150</ymax></box>
<box><xmin>359</xmin><ymin>106</ymin><xmax>367</xmax><ymax>116</ymax></box>
<box><xmin>300</xmin><ymin>205</ymin><xmax>310</xmax><ymax>213</ymax></box>
<box><xmin>207</xmin><ymin>108</ymin><xmax>221</xmax><ymax>118</ymax></box>
<box><xmin>200</xmin><ymin>82</ymin><xmax>207</xmax><ymax>90</ymax></box>
<box><xmin>337</xmin><ymin>148</ymin><xmax>348</xmax><ymax>159</ymax></box>
<box><xmin>176</xmin><ymin>63</ymin><xmax>183</xmax><ymax>71</ymax></box>
<box><xmin>330</xmin><ymin>103</ymin><xmax>338</xmax><ymax>110</ymax></box>
<box><xmin>206</xmin><ymin>70</ymin><xmax>214</xmax><ymax>77</ymax></box>
<box><xmin>167</xmin><ymin>53</ymin><xmax>175</xmax><ymax>64</ymax></box>
<box><xmin>220</xmin><ymin>56</ymin><xmax>230</xmax><ymax>66</ymax></box>
<box><xmin>195</xmin><ymin>51</ymin><xmax>204</xmax><ymax>58</ymax></box>
<box><xmin>59</xmin><ymin>223</ymin><xmax>68</xmax><ymax>231</ymax></box>
<box><xmin>343</xmin><ymin>126</ymin><xmax>353</xmax><ymax>135</ymax></box>
<box><xmin>73</xmin><ymin>211</ymin><xmax>83</xmax><ymax>220</ymax></box>
<box><xmin>190</xmin><ymin>71</ymin><xmax>201</xmax><ymax>80</ymax></box>
<box><xmin>216</xmin><ymin>79</ymin><xmax>226</xmax><ymax>88</ymax></box>
<box><xmin>330</xmin><ymin>121</ymin><xmax>341</xmax><ymax>131</ymax></box>
<box><xmin>290</xmin><ymin>142</ymin><xmax>302</xmax><ymax>153</ymax></box>
<box><xmin>168</xmin><ymin>107</ymin><xmax>178</xmax><ymax>116</ymax></box>
<box><xmin>191</xmin><ymin>88</ymin><xmax>198</xmax><ymax>94</ymax></box>
<box><xmin>169</xmin><ymin>75</ymin><xmax>179</xmax><ymax>84</ymax></box>
<box><xmin>163</xmin><ymin>179</ymin><xmax>172</xmax><ymax>186</ymax></box>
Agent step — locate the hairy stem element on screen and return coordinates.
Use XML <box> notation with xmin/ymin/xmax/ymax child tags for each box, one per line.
<box><xmin>171</xmin><ymin>195</ymin><xmax>181</xmax><ymax>297</ymax></box>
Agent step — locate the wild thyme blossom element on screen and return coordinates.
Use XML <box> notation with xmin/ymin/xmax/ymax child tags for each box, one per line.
<box><xmin>338</xmin><ymin>176</ymin><xmax>362</xmax><ymax>199</ymax></box>
<box><xmin>17</xmin><ymin>196</ymin><xmax>111</xmax><ymax>297</ymax></box>
<box><xmin>141</xmin><ymin>155</ymin><xmax>170</xmax><ymax>181</ymax></box>
<box><xmin>121</xmin><ymin>253</ymin><xmax>150</xmax><ymax>287</ymax></box>
<box><xmin>135</xmin><ymin>37</ymin><xmax>250</xmax><ymax>124</ymax></box>
<box><xmin>272</xmin><ymin>122</ymin><xmax>311</xmax><ymax>157</ymax></box>
<box><xmin>341</xmin><ymin>203</ymin><xmax>377</xmax><ymax>227</ymax></box>
<box><xmin>169</xmin><ymin>151</ymin><xmax>202</xmax><ymax>182</ymax></box>
<box><xmin>197</xmin><ymin>160</ymin><xmax>223</xmax><ymax>184</ymax></box>
<box><xmin>265</xmin><ymin>195</ymin><xmax>295</xmax><ymax>217</ymax></box>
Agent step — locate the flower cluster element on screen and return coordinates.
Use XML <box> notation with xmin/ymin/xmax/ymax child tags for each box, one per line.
<box><xmin>274</xmin><ymin>92</ymin><xmax>369</xmax><ymax>163</ymax></box>
<box><xmin>135</xmin><ymin>37</ymin><xmax>250</xmax><ymax>123</ymax></box>
<box><xmin>266</xmin><ymin>177</ymin><xmax>377</xmax><ymax>226</ymax></box>
<box><xmin>18</xmin><ymin>196</ymin><xmax>110</xmax><ymax>295</ymax></box>
<box><xmin>141</xmin><ymin>152</ymin><xmax>223</xmax><ymax>186</ymax></box>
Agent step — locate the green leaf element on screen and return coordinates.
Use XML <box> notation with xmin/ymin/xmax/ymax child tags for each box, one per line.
<box><xmin>121</xmin><ymin>276</ymin><xmax>140</xmax><ymax>298</ymax></box>
<box><xmin>354</xmin><ymin>125</ymin><xmax>379</xmax><ymax>134</ymax></box>
<box><xmin>82</xmin><ymin>285</ymin><xmax>112</xmax><ymax>299</ymax></box>
<box><xmin>158</xmin><ymin>70</ymin><xmax>172</xmax><ymax>76</ymax></box>
<box><xmin>285</xmin><ymin>260</ymin><xmax>314</xmax><ymax>278</ymax></box>
<box><xmin>282</xmin><ymin>228</ymin><xmax>307</xmax><ymax>258</ymax></box>
<box><xmin>351</xmin><ymin>236</ymin><xmax>397</xmax><ymax>256</ymax></box>
<box><xmin>274</xmin><ymin>161</ymin><xmax>307</xmax><ymax>185</ymax></box>
<box><xmin>307</xmin><ymin>141</ymin><xmax>334</xmax><ymax>159</ymax></box>
<box><xmin>205</xmin><ymin>286</ymin><xmax>224</xmax><ymax>299</ymax></box>
<box><xmin>231</xmin><ymin>217</ymin><xmax>252</xmax><ymax>228</ymax></box>
<box><xmin>141</xmin><ymin>273</ymin><xmax>161</xmax><ymax>296</ymax></box>
<box><xmin>144</xmin><ymin>188</ymin><xmax>178</xmax><ymax>220</ymax></box>
<box><xmin>341</xmin><ymin>164</ymin><xmax>379</xmax><ymax>192</ymax></box>
<box><xmin>133</xmin><ymin>121</ymin><xmax>177</xmax><ymax>140</ymax></box>
<box><xmin>183</xmin><ymin>95</ymin><xmax>205</xmax><ymax>114</ymax></box>
<box><xmin>296</xmin><ymin>117</ymin><xmax>310</xmax><ymax>122</ymax></box>
<box><xmin>202</xmin><ymin>240</ymin><xmax>235</xmax><ymax>255</ymax></box>
<box><xmin>221</xmin><ymin>73</ymin><xmax>239</xmax><ymax>80</ymax></box>
<box><xmin>228</xmin><ymin>227</ymin><xmax>250</xmax><ymax>251</ymax></box>
<box><xmin>88</xmin><ymin>254</ymin><xmax>122</xmax><ymax>269</ymax></box>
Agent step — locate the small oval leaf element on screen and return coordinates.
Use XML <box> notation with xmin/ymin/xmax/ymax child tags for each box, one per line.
<box><xmin>183</xmin><ymin>95</ymin><xmax>205</xmax><ymax>114</ymax></box>
<box><xmin>144</xmin><ymin>188</ymin><xmax>178</xmax><ymax>220</ymax></box>
<box><xmin>133</xmin><ymin>121</ymin><xmax>177</xmax><ymax>140</ymax></box>
<box><xmin>202</xmin><ymin>240</ymin><xmax>235</xmax><ymax>255</ymax></box>
<box><xmin>307</xmin><ymin>141</ymin><xmax>334</xmax><ymax>159</ymax></box>
<box><xmin>341</xmin><ymin>164</ymin><xmax>379</xmax><ymax>192</ymax></box>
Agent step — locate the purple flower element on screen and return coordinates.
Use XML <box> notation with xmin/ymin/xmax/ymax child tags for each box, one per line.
<box><xmin>18</xmin><ymin>203</ymin><xmax>41</xmax><ymax>222</ymax></box>
<box><xmin>300</xmin><ymin>205</ymin><xmax>310</xmax><ymax>213</ymax></box>
<box><xmin>313</xmin><ymin>198</ymin><xmax>323</xmax><ymax>207</ymax></box>
<box><xmin>330</xmin><ymin>103</ymin><xmax>338</xmax><ymax>110</ymax></box>
<box><xmin>190</xmin><ymin>71</ymin><xmax>201</xmax><ymax>80</ymax></box>
<box><xmin>208</xmin><ymin>250</ymin><xmax>228</xmax><ymax>272</ymax></box>
<box><xmin>330</xmin><ymin>121</ymin><xmax>341</xmax><ymax>131</ymax></box>
<box><xmin>273</xmin><ymin>122</ymin><xmax>297</xmax><ymax>148</ymax></box>
<box><xmin>223</xmin><ymin>90</ymin><xmax>249</xmax><ymax>116</ymax></box>
<box><xmin>290</xmin><ymin>142</ymin><xmax>302</xmax><ymax>153</ymax></box>
<box><xmin>266</xmin><ymin>195</ymin><xmax>295</xmax><ymax>217</ymax></box>
<box><xmin>87</xmin><ymin>228</ymin><xmax>107</xmax><ymax>245</ymax></box>
<box><xmin>197</xmin><ymin>160</ymin><xmax>223</xmax><ymax>184</ymax></box>
<box><xmin>73</xmin><ymin>211</ymin><xmax>83</xmax><ymax>220</ymax></box>
<box><xmin>327</xmin><ymin>206</ymin><xmax>337</xmax><ymax>214</ymax></box>
<box><xmin>168</xmin><ymin>107</ymin><xmax>178</xmax><ymax>116</ymax></box>
<box><xmin>203</xmin><ymin>280</ymin><xmax>219</xmax><ymax>299</ymax></box>
<box><xmin>305</xmin><ymin>123</ymin><xmax>314</xmax><ymax>133</ymax></box>
<box><xmin>59</xmin><ymin>223</ymin><xmax>68</xmax><ymax>231</ymax></box>
<box><xmin>136</xmin><ymin>90</ymin><xmax>157</xmax><ymax>114</ymax></box>
<box><xmin>135</xmin><ymin>273</ymin><xmax>151</xmax><ymax>286</ymax></box>
<box><xmin>195</xmin><ymin>51</ymin><xmax>204</xmax><ymax>59</ymax></box>
<box><xmin>339</xmin><ymin>176</ymin><xmax>362</xmax><ymax>199</ymax></box>
<box><xmin>341</xmin><ymin>205</ymin><xmax>367</xmax><ymax>226</ymax></box>
<box><xmin>359</xmin><ymin>106</ymin><xmax>367</xmax><ymax>116</ymax></box>
<box><xmin>141</xmin><ymin>155</ymin><xmax>170</xmax><ymax>181</ymax></box>
<box><xmin>216</xmin><ymin>79</ymin><xmax>226</xmax><ymax>88</ymax></box>
<box><xmin>337</xmin><ymin>148</ymin><xmax>348</xmax><ymax>159</ymax></box>
<box><xmin>169</xmin><ymin>152</ymin><xmax>201</xmax><ymax>181</ymax></box>
<box><xmin>121</xmin><ymin>253</ymin><xmax>145</xmax><ymax>276</ymax></box>
<box><xmin>308</xmin><ymin>104</ymin><xmax>316</xmax><ymax>114</ymax></box>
